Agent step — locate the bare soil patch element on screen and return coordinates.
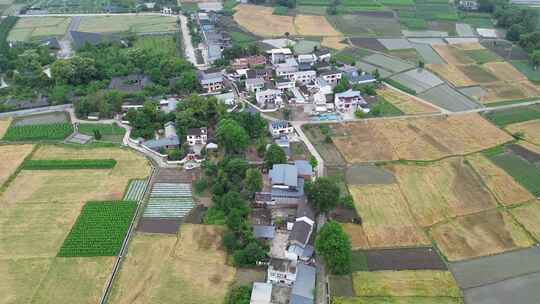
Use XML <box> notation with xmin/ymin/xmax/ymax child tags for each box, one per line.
<box><xmin>388</xmin><ymin>157</ymin><xmax>498</xmax><ymax>227</ymax></box>
<box><xmin>0</xmin><ymin>144</ymin><xmax>33</xmax><ymax>187</ymax></box>
<box><xmin>233</xmin><ymin>4</ymin><xmax>296</xmax><ymax>37</ymax></box>
<box><xmin>350</xmin><ymin>185</ymin><xmax>429</xmax><ymax>248</ymax></box>
<box><xmin>0</xmin><ymin>117</ymin><xmax>12</xmax><ymax>138</ymax></box>
<box><xmin>137</xmin><ymin>218</ymin><xmax>182</xmax><ymax>234</ymax></box>
<box><xmin>322</xmin><ymin>36</ymin><xmax>348</xmax><ymax>50</ymax></box>
<box><xmin>506</xmin><ymin>119</ymin><xmax>540</xmax><ymax>145</ymax></box>
<box><xmin>377</xmin><ymin>87</ymin><xmax>439</xmax><ymax>114</ymax></box>
<box><xmin>346</xmin><ymin>164</ymin><xmax>396</xmax><ymax>185</ymax></box>
<box><xmin>341</xmin><ymin>223</ymin><xmax>370</xmax><ymax>250</ymax></box>
<box><xmin>483</xmin><ymin>62</ymin><xmax>526</xmax><ymax>82</ymax></box>
<box><xmin>427</xmin><ymin>64</ymin><xmax>475</xmax><ymax>87</ymax></box>
<box><xmin>430</xmin><ymin>209</ymin><xmax>535</xmax><ymax>261</ymax></box>
<box><xmin>466</xmin><ymin>154</ymin><xmax>533</xmax><ymax>206</ymax></box>
<box><xmin>365</xmin><ymin>247</ymin><xmax>447</xmax><ymax>271</ymax></box>
<box><xmin>433</xmin><ymin>45</ymin><xmax>475</xmax><ymax>65</ymax></box>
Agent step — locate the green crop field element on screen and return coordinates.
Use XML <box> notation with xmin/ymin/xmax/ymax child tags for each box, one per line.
<box><xmin>58</xmin><ymin>201</ymin><xmax>137</xmax><ymax>257</ymax></box>
<box><xmin>367</xmin><ymin>98</ymin><xmax>405</xmax><ymax>117</ymax></box>
<box><xmin>488</xmin><ymin>152</ymin><xmax>540</xmax><ymax>196</ymax></box>
<box><xmin>273</xmin><ymin>5</ymin><xmax>289</xmax><ymax>15</ymax></box>
<box><xmin>133</xmin><ymin>35</ymin><xmax>177</xmax><ymax>57</ymax></box>
<box><xmin>415</xmin><ymin>3</ymin><xmax>458</xmax><ymax>21</ymax></box>
<box><xmin>380</xmin><ymin>0</ymin><xmax>415</xmax><ymax>6</ymax></box>
<box><xmin>384</xmin><ymin>79</ymin><xmax>417</xmax><ymax>95</ymax></box>
<box><xmin>351</xmin><ymin>250</ymin><xmax>369</xmax><ymax>272</ymax></box>
<box><xmin>2</xmin><ymin>123</ymin><xmax>74</xmax><ymax>141</ymax></box>
<box><xmin>400</xmin><ymin>17</ymin><xmax>427</xmax><ymax>29</ymax></box>
<box><xmin>511</xmin><ymin>60</ymin><xmax>540</xmax><ymax>84</ymax></box>
<box><xmin>334</xmin><ymin>47</ymin><xmax>373</xmax><ymax>65</ymax></box>
<box><xmin>78</xmin><ymin>123</ymin><xmax>126</xmax><ymax>143</ymax></box>
<box><xmin>465</xmin><ymin>49</ymin><xmax>501</xmax><ymax>64</ymax></box>
<box><xmin>484</xmin><ymin>104</ymin><xmax>540</xmax><ymax>127</ymax></box>
<box><xmin>22</xmin><ymin>159</ymin><xmax>117</xmax><ymax>170</ymax></box>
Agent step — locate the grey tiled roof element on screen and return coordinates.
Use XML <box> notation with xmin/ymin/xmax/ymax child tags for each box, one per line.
<box><xmin>290</xmin><ymin>263</ymin><xmax>316</xmax><ymax>304</ymax></box>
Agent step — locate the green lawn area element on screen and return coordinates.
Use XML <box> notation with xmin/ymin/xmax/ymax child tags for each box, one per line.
<box><xmin>366</xmin><ymin>98</ymin><xmax>405</xmax><ymax>117</ymax></box>
<box><xmin>484</xmin><ymin>104</ymin><xmax>540</xmax><ymax>127</ymax></box>
<box><xmin>133</xmin><ymin>35</ymin><xmax>177</xmax><ymax>57</ymax></box>
<box><xmin>415</xmin><ymin>3</ymin><xmax>458</xmax><ymax>21</ymax></box>
<box><xmin>511</xmin><ymin>60</ymin><xmax>540</xmax><ymax>84</ymax></box>
<box><xmin>77</xmin><ymin>15</ymin><xmax>177</xmax><ymax>34</ymax></box>
<box><xmin>230</xmin><ymin>31</ymin><xmax>257</xmax><ymax>46</ymax></box>
<box><xmin>78</xmin><ymin>123</ymin><xmax>126</xmax><ymax>143</ymax></box>
<box><xmin>400</xmin><ymin>17</ymin><xmax>428</xmax><ymax>29</ymax></box>
<box><xmin>465</xmin><ymin>49</ymin><xmax>501</xmax><ymax>64</ymax></box>
<box><xmin>181</xmin><ymin>2</ymin><xmax>199</xmax><ymax>14</ymax></box>
<box><xmin>273</xmin><ymin>5</ymin><xmax>289</xmax><ymax>15</ymax></box>
<box><xmin>334</xmin><ymin>47</ymin><xmax>373</xmax><ymax>65</ymax></box>
<box><xmin>58</xmin><ymin>201</ymin><xmax>137</xmax><ymax>257</ymax></box>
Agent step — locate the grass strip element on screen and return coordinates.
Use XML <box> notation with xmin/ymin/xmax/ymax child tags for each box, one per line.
<box><xmin>22</xmin><ymin>159</ymin><xmax>117</xmax><ymax>170</ymax></box>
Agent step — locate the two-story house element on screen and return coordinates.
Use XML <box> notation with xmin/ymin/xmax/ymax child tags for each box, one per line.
<box><xmin>256</xmin><ymin>89</ymin><xmax>283</xmax><ymax>108</ymax></box>
<box><xmin>246</xmin><ymin>77</ymin><xmax>265</xmax><ymax>93</ymax></box>
<box><xmin>293</xmin><ymin>70</ymin><xmax>316</xmax><ymax>85</ymax></box>
<box><xmin>268</xmin><ymin>120</ymin><xmax>294</xmax><ymax>138</ymax></box>
<box><xmin>186</xmin><ymin>127</ymin><xmax>208</xmax><ymax>146</ymax></box>
<box><xmin>334</xmin><ymin>89</ymin><xmax>368</xmax><ymax>112</ymax></box>
<box><xmin>197</xmin><ymin>71</ymin><xmax>223</xmax><ymax>93</ymax></box>
<box><xmin>267</xmin><ymin>258</ymin><xmax>297</xmax><ymax>285</ymax></box>
<box><xmin>276</xmin><ymin>77</ymin><xmax>295</xmax><ymax>92</ymax></box>
<box><xmin>320</xmin><ymin>68</ymin><xmax>342</xmax><ymax>85</ymax></box>
<box><xmin>267</xmin><ymin>48</ymin><xmax>293</xmax><ymax>64</ymax></box>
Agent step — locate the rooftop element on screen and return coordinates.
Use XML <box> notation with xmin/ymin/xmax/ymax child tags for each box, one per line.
<box><xmin>270</xmin><ymin>164</ymin><xmax>298</xmax><ymax>188</ymax></box>
<box><xmin>253</xmin><ymin>225</ymin><xmax>276</xmax><ymax>239</ymax></box>
<box><xmin>290</xmin><ymin>263</ymin><xmax>316</xmax><ymax>304</ymax></box>
<box><xmin>251</xmin><ymin>282</ymin><xmax>272</xmax><ymax>304</ymax></box>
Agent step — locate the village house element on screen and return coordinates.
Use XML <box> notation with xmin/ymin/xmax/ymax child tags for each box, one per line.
<box><xmin>232</xmin><ymin>55</ymin><xmax>267</xmax><ymax>69</ymax></box>
<box><xmin>297</xmin><ymin>54</ymin><xmax>317</xmax><ymax>65</ymax></box>
<box><xmin>246</xmin><ymin>77</ymin><xmax>266</xmax><ymax>93</ymax></box>
<box><xmin>290</xmin><ymin>263</ymin><xmax>316</xmax><ymax>304</ymax></box>
<box><xmin>334</xmin><ymin>89</ymin><xmax>367</xmax><ymax>112</ymax></box>
<box><xmin>256</xmin><ymin>89</ymin><xmax>283</xmax><ymax>108</ymax></box>
<box><xmin>142</xmin><ymin>121</ymin><xmax>180</xmax><ymax>152</ymax></box>
<box><xmin>159</xmin><ymin>97</ymin><xmax>180</xmax><ymax>113</ymax></box>
<box><xmin>267</xmin><ymin>258</ymin><xmax>297</xmax><ymax>285</ymax></box>
<box><xmin>215</xmin><ymin>92</ymin><xmax>235</xmax><ymax>106</ymax></box>
<box><xmin>268</xmin><ymin>161</ymin><xmax>313</xmax><ymax>199</ymax></box>
<box><xmin>267</xmin><ymin>48</ymin><xmax>293</xmax><ymax>64</ymax></box>
<box><xmin>293</xmin><ymin>70</ymin><xmax>316</xmax><ymax>85</ymax></box>
<box><xmin>458</xmin><ymin>0</ymin><xmax>478</xmax><ymax>10</ymax></box>
<box><xmin>247</xmin><ymin>68</ymin><xmax>273</xmax><ymax>81</ymax></box>
<box><xmin>250</xmin><ymin>282</ymin><xmax>273</xmax><ymax>304</ymax></box>
<box><xmin>320</xmin><ymin>68</ymin><xmax>342</xmax><ymax>85</ymax></box>
<box><xmin>269</xmin><ymin>120</ymin><xmax>294</xmax><ymax>138</ymax></box>
<box><xmin>276</xmin><ymin>77</ymin><xmax>296</xmax><ymax>92</ymax></box>
<box><xmin>315</xmin><ymin>77</ymin><xmax>333</xmax><ymax>95</ymax></box>
<box><xmin>315</xmin><ymin>49</ymin><xmax>331</xmax><ymax>62</ymax></box>
<box><xmin>276</xmin><ymin>59</ymin><xmax>299</xmax><ymax>80</ymax></box>
<box><xmin>339</xmin><ymin>65</ymin><xmax>376</xmax><ymax>85</ymax></box>
<box><xmin>198</xmin><ymin>71</ymin><xmax>223</xmax><ymax>93</ymax></box>
<box><xmin>108</xmin><ymin>74</ymin><xmax>153</xmax><ymax>93</ymax></box>
<box><xmin>186</xmin><ymin>127</ymin><xmax>208</xmax><ymax>146</ymax></box>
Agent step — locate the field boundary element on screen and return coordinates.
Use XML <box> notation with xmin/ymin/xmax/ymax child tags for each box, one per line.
<box><xmin>0</xmin><ymin>143</ymin><xmax>38</xmax><ymax>194</ymax></box>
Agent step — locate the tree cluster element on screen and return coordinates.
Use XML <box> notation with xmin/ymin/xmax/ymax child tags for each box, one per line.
<box><xmin>315</xmin><ymin>220</ymin><xmax>351</xmax><ymax>275</ymax></box>
<box><xmin>304</xmin><ymin>177</ymin><xmax>341</xmax><ymax>213</ymax></box>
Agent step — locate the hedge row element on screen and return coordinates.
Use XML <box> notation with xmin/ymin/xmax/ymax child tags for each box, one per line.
<box><xmin>22</xmin><ymin>159</ymin><xmax>117</xmax><ymax>170</ymax></box>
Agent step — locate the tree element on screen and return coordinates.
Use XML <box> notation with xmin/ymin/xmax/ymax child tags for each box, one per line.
<box><xmin>256</xmin><ymin>137</ymin><xmax>268</xmax><ymax>157</ymax></box>
<box><xmin>373</xmin><ymin>69</ymin><xmax>380</xmax><ymax>81</ymax></box>
<box><xmin>334</xmin><ymin>76</ymin><xmax>350</xmax><ymax>94</ymax></box>
<box><xmin>309</xmin><ymin>156</ymin><xmax>318</xmax><ymax>171</ymax></box>
<box><xmin>93</xmin><ymin>129</ymin><xmax>102</xmax><ymax>140</ymax></box>
<box><xmin>418</xmin><ymin>60</ymin><xmax>425</xmax><ymax>69</ymax></box>
<box><xmin>222</xmin><ymin>231</ymin><xmax>238</xmax><ymax>252</ymax></box>
<box><xmin>244</xmin><ymin>168</ymin><xmax>263</xmax><ymax>196</ymax></box>
<box><xmin>264</xmin><ymin>144</ymin><xmax>287</xmax><ymax>169</ymax></box>
<box><xmin>315</xmin><ymin>221</ymin><xmax>351</xmax><ymax>275</ymax></box>
<box><xmin>216</xmin><ymin>118</ymin><xmax>249</xmax><ymax>154</ymax></box>
<box><xmin>233</xmin><ymin>241</ymin><xmax>267</xmax><ymax>266</ymax></box>
<box><xmin>283</xmin><ymin>108</ymin><xmax>292</xmax><ymax>120</ymax></box>
<box><xmin>531</xmin><ymin>49</ymin><xmax>540</xmax><ymax>69</ymax></box>
<box><xmin>506</xmin><ymin>24</ymin><xmax>523</xmax><ymax>42</ymax></box>
<box><xmin>225</xmin><ymin>286</ymin><xmax>251</xmax><ymax>304</ymax></box>
<box><xmin>226</xmin><ymin>208</ymin><xmax>245</xmax><ymax>232</ymax></box>
<box><xmin>304</xmin><ymin>177</ymin><xmax>340</xmax><ymax>213</ymax></box>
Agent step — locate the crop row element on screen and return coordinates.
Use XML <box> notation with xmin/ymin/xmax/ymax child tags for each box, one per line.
<box><xmin>3</xmin><ymin>123</ymin><xmax>74</xmax><ymax>141</ymax></box>
<box><xmin>22</xmin><ymin>159</ymin><xmax>117</xmax><ymax>170</ymax></box>
<box><xmin>57</xmin><ymin>201</ymin><xmax>137</xmax><ymax>257</ymax></box>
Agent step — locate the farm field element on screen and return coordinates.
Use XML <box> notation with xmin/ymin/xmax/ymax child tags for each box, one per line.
<box><xmin>302</xmin><ymin>125</ymin><xmax>346</xmax><ymax>166</ymax></box>
<box><xmin>506</xmin><ymin>119</ymin><xmax>540</xmax><ymax>144</ymax></box>
<box><xmin>0</xmin><ymin>144</ymin><xmax>34</xmax><ymax>187</ymax></box>
<box><xmin>77</xmin><ymin>15</ymin><xmax>177</xmax><ymax>34</ymax></box>
<box><xmin>352</xmin><ymin>271</ymin><xmax>461</xmax><ymax>298</ymax></box>
<box><xmin>233</xmin><ymin>4</ymin><xmax>296</xmax><ymax>37</ymax></box>
<box><xmin>330</xmin><ymin>114</ymin><xmax>511</xmax><ymax>163</ymax></box>
<box><xmin>2</xmin><ymin>123</ymin><xmax>74</xmax><ymax>141</ymax></box>
<box><xmin>109</xmin><ymin>225</ymin><xmax>236</xmax><ymax>304</ymax></box>
<box><xmin>349</xmin><ymin>185</ymin><xmax>429</xmax><ymax>248</ymax></box>
<box><xmin>466</xmin><ymin>154</ymin><xmax>534</xmax><ymax>206</ymax></box>
<box><xmin>21</xmin><ymin>159</ymin><xmax>117</xmax><ymax>170</ymax></box>
<box><xmin>78</xmin><ymin>123</ymin><xmax>126</xmax><ymax>143</ymax></box>
<box><xmin>333</xmin><ymin>297</ymin><xmax>464</xmax><ymax>304</ymax></box>
<box><xmin>294</xmin><ymin>15</ymin><xmax>341</xmax><ymax>36</ymax></box>
<box><xmin>11</xmin><ymin>111</ymin><xmax>69</xmax><ymax>127</ymax></box>
<box><xmin>327</xmin><ymin>14</ymin><xmax>401</xmax><ymax>37</ymax></box>
<box><xmin>7</xmin><ymin>17</ymin><xmax>71</xmax><ymax>41</ymax></box>
<box><xmin>430</xmin><ymin>209</ymin><xmax>535</xmax><ymax>261</ymax></box>
<box><xmin>387</xmin><ymin>157</ymin><xmax>498</xmax><ymax>227</ymax></box>
<box><xmin>364</xmin><ymin>247</ymin><xmax>447</xmax><ymax>271</ymax></box>
<box><xmin>0</xmin><ymin>117</ymin><xmax>12</xmax><ymax>138</ymax></box>
<box><xmin>322</xmin><ymin>36</ymin><xmax>348</xmax><ymax>50</ymax></box>
<box><xmin>484</xmin><ymin>104</ymin><xmax>540</xmax><ymax>127</ymax></box>
<box><xmin>511</xmin><ymin>60</ymin><xmax>540</xmax><ymax>83</ymax></box>
<box><xmin>510</xmin><ymin>202</ymin><xmax>540</xmax><ymax>240</ymax></box>
<box><xmin>341</xmin><ymin>223</ymin><xmax>370</xmax><ymax>250</ymax></box>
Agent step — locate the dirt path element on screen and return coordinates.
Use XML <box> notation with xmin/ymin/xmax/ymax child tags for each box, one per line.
<box><xmin>179</xmin><ymin>14</ymin><xmax>198</xmax><ymax>67</ymax></box>
<box><xmin>58</xmin><ymin>16</ymin><xmax>80</xmax><ymax>59</ymax></box>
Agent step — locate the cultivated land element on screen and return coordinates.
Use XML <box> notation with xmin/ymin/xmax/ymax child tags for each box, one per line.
<box><xmin>109</xmin><ymin>225</ymin><xmax>236</xmax><ymax>304</ymax></box>
<box><xmin>377</xmin><ymin>88</ymin><xmax>439</xmax><ymax>115</ymax></box>
<box><xmin>333</xmin><ymin>297</ymin><xmax>464</xmax><ymax>304</ymax></box>
<box><xmin>0</xmin><ymin>118</ymin><xmax>12</xmax><ymax>138</ymax></box>
<box><xmin>387</xmin><ymin>157</ymin><xmax>498</xmax><ymax>227</ymax></box>
<box><xmin>330</xmin><ymin>114</ymin><xmax>511</xmax><ymax>163</ymax></box>
<box><xmin>506</xmin><ymin>119</ymin><xmax>540</xmax><ymax>144</ymax></box>
<box><xmin>233</xmin><ymin>4</ymin><xmax>297</xmax><ymax>37</ymax></box>
<box><xmin>510</xmin><ymin>202</ymin><xmax>540</xmax><ymax>240</ymax></box>
<box><xmin>295</xmin><ymin>15</ymin><xmax>341</xmax><ymax>36</ymax></box>
<box><xmin>466</xmin><ymin>154</ymin><xmax>534</xmax><ymax>206</ymax></box>
<box><xmin>352</xmin><ymin>270</ymin><xmax>462</xmax><ymax>298</ymax></box>
<box><xmin>7</xmin><ymin>17</ymin><xmax>71</xmax><ymax>41</ymax></box>
<box><xmin>77</xmin><ymin>15</ymin><xmax>178</xmax><ymax>34</ymax></box>
<box><xmin>0</xmin><ymin>144</ymin><xmax>34</xmax><ymax>187</ymax></box>
<box><xmin>350</xmin><ymin>185</ymin><xmax>429</xmax><ymax>248</ymax></box>
<box><xmin>341</xmin><ymin>223</ymin><xmax>370</xmax><ymax>250</ymax></box>
<box><xmin>430</xmin><ymin>209</ymin><xmax>535</xmax><ymax>261</ymax></box>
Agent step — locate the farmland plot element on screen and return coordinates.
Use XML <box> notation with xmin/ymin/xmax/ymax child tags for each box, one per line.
<box><xmin>341</xmin><ymin>223</ymin><xmax>370</xmax><ymax>249</ymax></box>
<box><xmin>427</xmin><ymin>64</ymin><xmax>476</xmax><ymax>87</ymax></box>
<box><xmin>433</xmin><ymin>44</ymin><xmax>475</xmax><ymax>65</ymax></box>
<box><xmin>484</xmin><ymin>104</ymin><xmax>540</xmax><ymax>127</ymax></box>
<box><xmin>388</xmin><ymin>157</ymin><xmax>498</xmax><ymax>227</ymax></box>
<box><xmin>7</xmin><ymin>17</ymin><xmax>71</xmax><ymax>41</ymax></box>
<box><xmin>327</xmin><ymin>14</ymin><xmax>402</xmax><ymax>37</ymax></box>
<box><xmin>0</xmin><ymin>257</ymin><xmax>52</xmax><ymax>304</ymax></box>
<box><xmin>295</xmin><ymin>15</ymin><xmax>341</xmax><ymax>36</ymax></box>
<box><xmin>419</xmin><ymin>84</ymin><xmax>481</xmax><ymax>111</ymax></box>
<box><xmin>487</xmin><ymin>146</ymin><xmax>540</xmax><ymax>196</ymax></box>
<box><xmin>3</xmin><ymin>123</ymin><xmax>74</xmax><ymax>141</ymax></box>
<box><xmin>0</xmin><ymin>144</ymin><xmax>33</xmax><ymax>187</ymax></box>
<box><xmin>233</xmin><ymin>4</ymin><xmax>296</xmax><ymax>37</ymax></box>
<box><xmin>350</xmin><ymin>185</ymin><xmax>429</xmax><ymax>248</ymax></box>
<box><xmin>389</xmin><ymin>69</ymin><xmax>444</xmax><ymax>93</ymax></box>
<box><xmin>109</xmin><ymin>225</ymin><xmax>236</xmax><ymax>304</ymax></box>
<box><xmin>0</xmin><ymin>117</ymin><xmax>12</xmax><ymax>138</ymax></box>
<box><xmin>430</xmin><ymin>209</ymin><xmax>535</xmax><ymax>261</ymax></box>
<box><xmin>78</xmin><ymin>15</ymin><xmax>177</xmax><ymax>34</ymax></box>
<box><xmin>506</xmin><ymin>119</ymin><xmax>540</xmax><ymax>144</ymax></box>
<box><xmin>11</xmin><ymin>111</ymin><xmax>69</xmax><ymax>127</ymax></box>
<box><xmin>510</xmin><ymin>202</ymin><xmax>540</xmax><ymax>240</ymax></box>
<box><xmin>376</xmin><ymin>87</ymin><xmax>439</xmax><ymax>114</ymax></box>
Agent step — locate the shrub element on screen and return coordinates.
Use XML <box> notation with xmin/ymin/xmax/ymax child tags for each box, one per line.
<box><xmin>194</xmin><ymin>177</ymin><xmax>208</xmax><ymax>194</ymax></box>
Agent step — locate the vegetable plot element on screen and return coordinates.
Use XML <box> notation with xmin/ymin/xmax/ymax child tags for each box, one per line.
<box><xmin>3</xmin><ymin>123</ymin><xmax>74</xmax><ymax>141</ymax></box>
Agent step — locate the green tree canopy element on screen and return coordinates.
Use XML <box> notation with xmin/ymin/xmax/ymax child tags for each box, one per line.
<box><xmin>315</xmin><ymin>220</ymin><xmax>351</xmax><ymax>275</ymax></box>
<box><xmin>244</xmin><ymin>168</ymin><xmax>263</xmax><ymax>196</ymax></box>
<box><xmin>225</xmin><ymin>286</ymin><xmax>251</xmax><ymax>304</ymax></box>
<box><xmin>264</xmin><ymin>144</ymin><xmax>287</xmax><ymax>169</ymax></box>
<box><xmin>305</xmin><ymin>177</ymin><xmax>340</xmax><ymax>213</ymax></box>
<box><xmin>216</xmin><ymin>118</ymin><xmax>249</xmax><ymax>154</ymax></box>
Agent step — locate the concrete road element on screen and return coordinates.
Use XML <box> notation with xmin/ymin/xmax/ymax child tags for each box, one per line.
<box><xmin>179</xmin><ymin>14</ymin><xmax>200</xmax><ymax>68</ymax></box>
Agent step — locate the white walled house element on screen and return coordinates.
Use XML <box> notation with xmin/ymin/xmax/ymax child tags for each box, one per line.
<box><xmin>297</xmin><ymin>54</ymin><xmax>317</xmax><ymax>65</ymax></box>
<box><xmin>256</xmin><ymin>89</ymin><xmax>283</xmax><ymax>108</ymax></box>
<box><xmin>320</xmin><ymin>69</ymin><xmax>342</xmax><ymax>85</ymax></box>
<box><xmin>198</xmin><ymin>71</ymin><xmax>223</xmax><ymax>93</ymax></box>
<box><xmin>267</xmin><ymin>258</ymin><xmax>297</xmax><ymax>285</ymax></box>
<box><xmin>269</xmin><ymin>120</ymin><xmax>294</xmax><ymax>137</ymax></box>
<box><xmin>267</xmin><ymin>48</ymin><xmax>293</xmax><ymax>64</ymax></box>
<box><xmin>186</xmin><ymin>127</ymin><xmax>208</xmax><ymax>146</ymax></box>
<box><xmin>334</xmin><ymin>89</ymin><xmax>367</xmax><ymax>112</ymax></box>
<box><xmin>246</xmin><ymin>77</ymin><xmax>265</xmax><ymax>93</ymax></box>
<box><xmin>276</xmin><ymin>77</ymin><xmax>295</xmax><ymax>92</ymax></box>
<box><xmin>293</xmin><ymin>70</ymin><xmax>316</xmax><ymax>85</ymax></box>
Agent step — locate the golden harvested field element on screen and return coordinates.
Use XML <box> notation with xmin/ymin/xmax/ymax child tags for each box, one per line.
<box><xmin>341</xmin><ymin>223</ymin><xmax>370</xmax><ymax>250</ymax></box>
<box><xmin>520</xmin><ymin>140</ymin><xmax>540</xmax><ymax>155</ymax></box>
<box><xmin>387</xmin><ymin>157</ymin><xmax>498</xmax><ymax>227</ymax></box>
<box><xmin>481</xmin><ymin>82</ymin><xmax>528</xmax><ymax>103</ymax></box>
<box><xmin>0</xmin><ymin>257</ymin><xmax>52</xmax><ymax>304</ymax></box>
<box><xmin>377</xmin><ymin>87</ymin><xmax>439</xmax><ymax>115</ymax></box>
<box><xmin>295</xmin><ymin>15</ymin><xmax>341</xmax><ymax>36</ymax></box>
<box><xmin>110</xmin><ymin>225</ymin><xmax>236</xmax><ymax>304</ymax></box>
<box><xmin>321</xmin><ymin>36</ymin><xmax>348</xmax><ymax>50</ymax></box>
<box><xmin>0</xmin><ymin>201</ymin><xmax>83</xmax><ymax>258</ymax></box>
<box><xmin>350</xmin><ymin>185</ymin><xmax>429</xmax><ymax>248</ymax></box>
<box><xmin>483</xmin><ymin>62</ymin><xmax>526</xmax><ymax>82</ymax></box>
<box><xmin>233</xmin><ymin>4</ymin><xmax>297</xmax><ymax>37</ymax></box>
<box><xmin>430</xmin><ymin>209</ymin><xmax>535</xmax><ymax>261</ymax></box>
<box><xmin>352</xmin><ymin>270</ymin><xmax>462</xmax><ymax>297</ymax></box>
<box><xmin>466</xmin><ymin>154</ymin><xmax>534</xmax><ymax>205</ymax></box>
<box><xmin>510</xmin><ymin>202</ymin><xmax>540</xmax><ymax>240</ymax></box>
<box><xmin>0</xmin><ymin>144</ymin><xmax>34</xmax><ymax>187</ymax></box>
<box><xmin>30</xmin><ymin>257</ymin><xmax>115</xmax><ymax>304</ymax></box>
<box><xmin>453</xmin><ymin>42</ymin><xmax>485</xmax><ymax>50</ymax></box>
<box><xmin>427</xmin><ymin>64</ymin><xmax>475</xmax><ymax>87</ymax></box>
<box><xmin>433</xmin><ymin>45</ymin><xmax>475</xmax><ymax>65</ymax></box>
<box><xmin>0</xmin><ymin>117</ymin><xmax>12</xmax><ymax>138</ymax></box>
<box><xmin>331</xmin><ymin>114</ymin><xmax>512</xmax><ymax>163</ymax></box>
<box><xmin>506</xmin><ymin>119</ymin><xmax>540</xmax><ymax>144</ymax></box>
